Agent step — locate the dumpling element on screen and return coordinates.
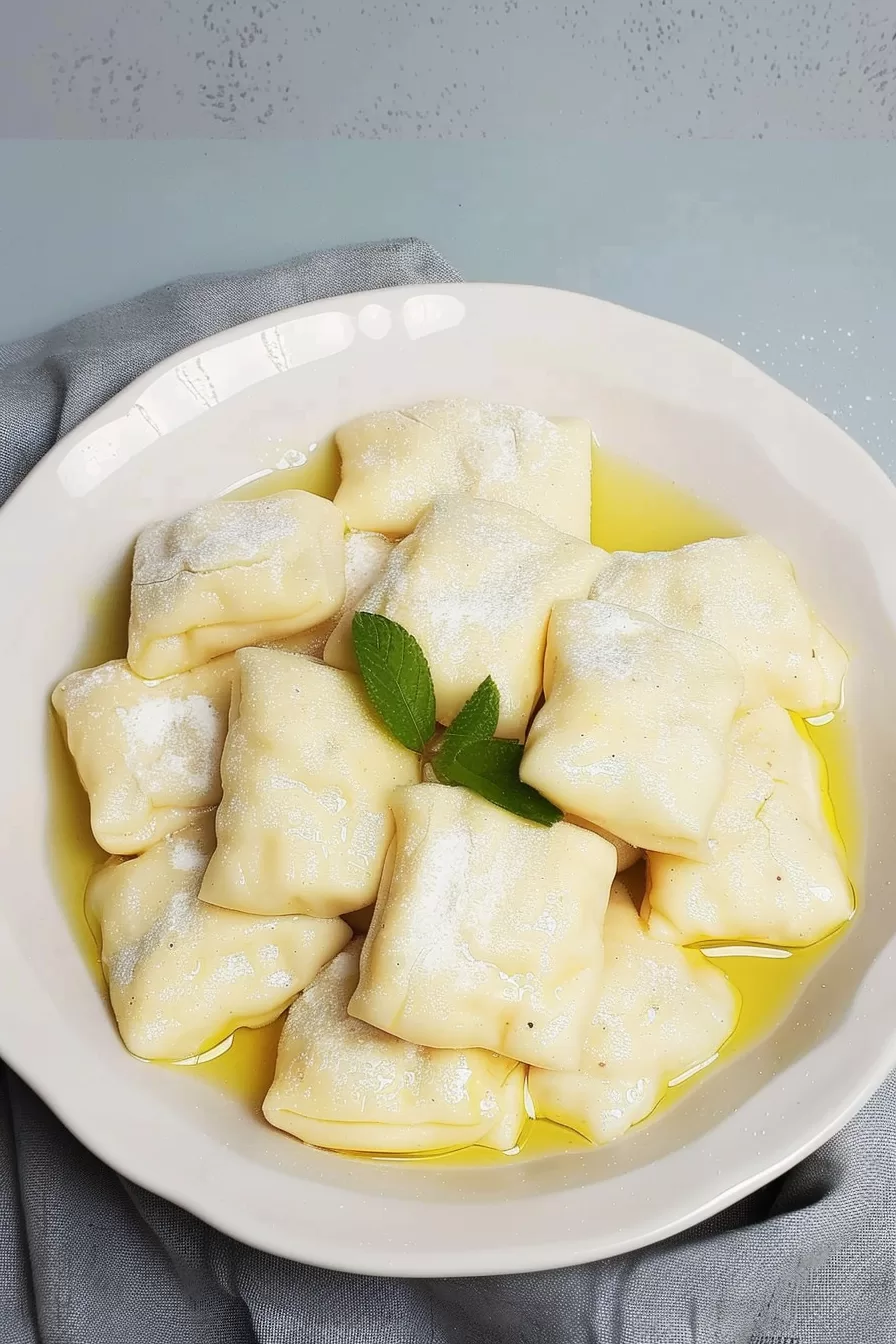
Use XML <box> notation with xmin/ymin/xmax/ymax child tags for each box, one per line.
<box><xmin>272</xmin><ymin>530</ymin><xmax>394</xmax><ymax>659</ymax></box>
<box><xmin>325</xmin><ymin>496</ymin><xmax>607</xmax><ymax>738</ymax></box>
<box><xmin>569</xmin><ymin>818</ymin><xmax>642</xmax><ymax>873</ymax></box>
<box><xmin>520</xmin><ymin>601</ymin><xmax>743</xmax><ymax>859</ymax></box>
<box><xmin>333</xmin><ymin>397</ymin><xmax>593</xmax><ymax>539</ymax></box>
<box><xmin>645</xmin><ymin>701</ymin><xmax>853</xmax><ymax>947</ymax></box>
<box><xmin>128</xmin><ymin>490</ymin><xmax>345</xmax><ymax>678</ymax></box>
<box><xmin>528</xmin><ymin>883</ymin><xmax>740</xmax><ymax>1143</ymax></box>
<box><xmin>199</xmin><ymin>649</ymin><xmax>420</xmax><ymax>918</ymax></box>
<box><xmin>52</xmin><ymin>655</ymin><xmax>233</xmax><ymax>855</ymax></box>
<box><xmin>86</xmin><ymin>816</ymin><xmax>350</xmax><ymax>1061</ymax></box>
<box><xmin>263</xmin><ymin>940</ymin><xmax>527</xmax><ymax>1154</ymax></box>
<box><xmin>348</xmin><ymin>783</ymin><xmax>616</xmax><ymax>1071</ymax></box>
<box><xmin>589</xmin><ymin>536</ymin><xmax>847</xmax><ymax>714</ymax></box>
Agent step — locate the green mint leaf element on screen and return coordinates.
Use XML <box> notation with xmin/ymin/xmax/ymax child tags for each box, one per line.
<box><xmin>351</xmin><ymin>612</ymin><xmax>436</xmax><ymax>752</ymax></box>
<box><xmin>431</xmin><ymin>676</ymin><xmax>500</xmax><ymax>782</ymax></box>
<box><xmin>441</xmin><ymin>737</ymin><xmax>563</xmax><ymax>826</ymax></box>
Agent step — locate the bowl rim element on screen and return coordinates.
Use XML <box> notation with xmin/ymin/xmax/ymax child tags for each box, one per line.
<box><xmin>3</xmin><ymin>280</ymin><xmax>895</xmax><ymax>1276</ymax></box>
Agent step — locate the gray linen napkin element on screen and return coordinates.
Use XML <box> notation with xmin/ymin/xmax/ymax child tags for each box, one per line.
<box><xmin>1</xmin><ymin>238</ymin><xmax>892</xmax><ymax>1344</ymax></box>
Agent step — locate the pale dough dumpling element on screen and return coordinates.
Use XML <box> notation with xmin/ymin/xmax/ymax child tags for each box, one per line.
<box><xmin>348</xmin><ymin>783</ymin><xmax>616</xmax><ymax>1071</ymax></box>
<box><xmin>128</xmin><ymin>490</ymin><xmax>345</xmax><ymax>679</ymax></box>
<box><xmin>272</xmin><ymin>530</ymin><xmax>394</xmax><ymax>659</ymax></box>
<box><xmin>263</xmin><ymin>940</ymin><xmax>527</xmax><ymax>1154</ymax></box>
<box><xmin>520</xmin><ymin>601</ymin><xmax>743</xmax><ymax>859</ymax></box>
<box><xmin>528</xmin><ymin>883</ymin><xmax>739</xmax><ymax>1143</ymax></box>
<box><xmin>199</xmin><ymin>649</ymin><xmax>420</xmax><ymax>918</ymax></box>
<box><xmin>86</xmin><ymin>816</ymin><xmax>350</xmax><ymax>1061</ymax></box>
<box><xmin>645</xmin><ymin>701</ymin><xmax>853</xmax><ymax>947</ymax></box>
<box><xmin>325</xmin><ymin>496</ymin><xmax>607</xmax><ymax>738</ymax></box>
<box><xmin>333</xmin><ymin>397</ymin><xmax>593</xmax><ymax>539</ymax></box>
<box><xmin>590</xmin><ymin>536</ymin><xmax>847</xmax><ymax>714</ymax></box>
<box><xmin>569</xmin><ymin>818</ymin><xmax>642</xmax><ymax>873</ymax></box>
<box><xmin>52</xmin><ymin>656</ymin><xmax>233</xmax><ymax>854</ymax></box>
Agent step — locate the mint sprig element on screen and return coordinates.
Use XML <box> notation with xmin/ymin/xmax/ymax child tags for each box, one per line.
<box><xmin>437</xmin><ymin>737</ymin><xmax>563</xmax><ymax>826</ymax></box>
<box><xmin>351</xmin><ymin>612</ymin><xmax>436</xmax><ymax>752</ymax></box>
<box><xmin>351</xmin><ymin>616</ymin><xmax>560</xmax><ymax>826</ymax></box>
<box><xmin>431</xmin><ymin>675</ymin><xmax>499</xmax><ymax>779</ymax></box>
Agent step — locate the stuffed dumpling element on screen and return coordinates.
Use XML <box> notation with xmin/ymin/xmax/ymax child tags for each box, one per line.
<box><xmin>86</xmin><ymin>816</ymin><xmax>350</xmax><ymax>1061</ymax></box>
<box><xmin>263</xmin><ymin>940</ymin><xmax>526</xmax><ymax>1154</ymax></box>
<box><xmin>590</xmin><ymin>536</ymin><xmax>846</xmax><ymax>714</ymax></box>
<box><xmin>199</xmin><ymin>649</ymin><xmax>420</xmax><ymax>918</ymax></box>
<box><xmin>128</xmin><ymin>490</ymin><xmax>345</xmax><ymax>678</ymax></box>
<box><xmin>645</xmin><ymin>701</ymin><xmax>853</xmax><ymax>947</ymax></box>
<box><xmin>325</xmin><ymin>496</ymin><xmax>606</xmax><ymax>739</ymax></box>
<box><xmin>528</xmin><ymin>882</ymin><xmax>739</xmax><ymax>1142</ymax></box>
<box><xmin>333</xmin><ymin>397</ymin><xmax>593</xmax><ymax>539</ymax></box>
<box><xmin>52</xmin><ymin>655</ymin><xmax>233</xmax><ymax>854</ymax></box>
<box><xmin>348</xmin><ymin>783</ymin><xmax>616</xmax><ymax>1071</ymax></box>
<box><xmin>521</xmin><ymin>601</ymin><xmax>743</xmax><ymax>859</ymax></box>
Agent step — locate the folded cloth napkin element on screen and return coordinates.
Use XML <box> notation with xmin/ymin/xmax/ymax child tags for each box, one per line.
<box><xmin>1</xmin><ymin>238</ymin><xmax>892</xmax><ymax>1344</ymax></box>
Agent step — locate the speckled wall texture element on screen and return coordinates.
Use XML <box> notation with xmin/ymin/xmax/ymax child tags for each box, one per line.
<box><xmin>1</xmin><ymin>0</ymin><xmax>894</xmax><ymax>136</ymax></box>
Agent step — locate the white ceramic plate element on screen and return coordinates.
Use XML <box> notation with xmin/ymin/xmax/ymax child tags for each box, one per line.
<box><xmin>1</xmin><ymin>283</ymin><xmax>893</xmax><ymax>1276</ymax></box>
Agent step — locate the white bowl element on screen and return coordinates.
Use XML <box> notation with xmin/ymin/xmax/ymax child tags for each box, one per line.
<box><xmin>0</xmin><ymin>283</ymin><xmax>891</xmax><ymax>1276</ymax></box>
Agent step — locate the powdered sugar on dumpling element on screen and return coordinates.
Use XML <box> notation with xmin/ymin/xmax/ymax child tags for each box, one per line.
<box><xmin>87</xmin><ymin>815</ymin><xmax>350</xmax><ymax>1061</ymax></box>
<box><xmin>52</xmin><ymin>656</ymin><xmax>233</xmax><ymax>855</ymax></box>
<box><xmin>133</xmin><ymin>494</ymin><xmax>302</xmax><ymax>584</ymax></box>
<box><xmin>334</xmin><ymin>398</ymin><xmax>593</xmax><ymax>539</ymax></box>
<box><xmin>262</xmin><ymin>939</ymin><xmax>527</xmax><ymax>1154</ymax></box>
<box><xmin>324</xmin><ymin>496</ymin><xmax>607</xmax><ymax>738</ymax></box>
<box><xmin>128</xmin><ymin>490</ymin><xmax>345</xmax><ymax>678</ymax></box>
<box><xmin>272</xmin><ymin>530</ymin><xmax>394</xmax><ymax>659</ymax></box>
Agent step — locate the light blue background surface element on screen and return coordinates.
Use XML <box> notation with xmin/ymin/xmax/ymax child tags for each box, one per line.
<box><xmin>2</xmin><ymin>0</ymin><xmax>894</xmax><ymax>137</ymax></box>
<box><xmin>2</xmin><ymin>141</ymin><xmax>894</xmax><ymax>475</ymax></box>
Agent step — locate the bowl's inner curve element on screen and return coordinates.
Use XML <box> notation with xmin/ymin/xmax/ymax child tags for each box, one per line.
<box><xmin>47</xmin><ymin>434</ymin><xmax>860</xmax><ymax>1170</ymax></box>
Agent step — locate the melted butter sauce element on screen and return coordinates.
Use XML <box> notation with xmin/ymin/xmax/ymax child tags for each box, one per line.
<box><xmin>47</xmin><ymin>438</ymin><xmax>860</xmax><ymax>1165</ymax></box>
